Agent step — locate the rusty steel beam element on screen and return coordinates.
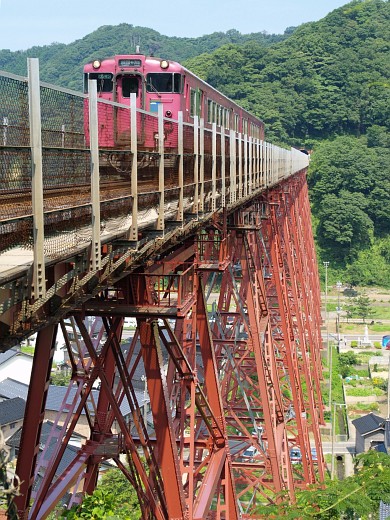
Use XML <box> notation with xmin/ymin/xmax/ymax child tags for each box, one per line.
<box><xmin>13</xmin><ymin>173</ymin><xmax>324</xmax><ymax>519</ymax></box>
<box><xmin>14</xmin><ymin>324</ymin><xmax>57</xmax><ymax>519</ymax></box>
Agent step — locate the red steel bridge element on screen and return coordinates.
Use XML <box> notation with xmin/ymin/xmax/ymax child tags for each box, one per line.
<box><xmin>0</xmin><ymin>59</ymin><xmax>324</xmax><ymax>519</ymax></box>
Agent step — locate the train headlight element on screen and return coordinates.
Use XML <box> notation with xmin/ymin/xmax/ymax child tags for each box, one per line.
<box><xmin>160</xmin><ymin>60</ymin><xmax>169</xmax><ymax>69</ymax></box>
<box><xmin>92</xmin><ymin>60</ymin><xmax>101</xmax><ymax>69</ymax></box>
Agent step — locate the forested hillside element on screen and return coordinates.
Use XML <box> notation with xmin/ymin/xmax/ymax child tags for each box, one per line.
<box><xmin>0</xmin><ymin>25</ymin><xmax>285</xmax><ymax>90</ymax></box>
<box><xmin>0</xmin><ymin>0</ymin><xmax>388</xmax><ymax>286</ymax></box>
<box><xmin>185</xmin><ymin>0</ymin><xmax>390</xmax><ymax>286</ymax></box>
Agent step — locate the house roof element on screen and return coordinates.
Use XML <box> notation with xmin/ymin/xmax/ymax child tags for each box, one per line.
<box><xmin>0</xmin><ymin>378</ymin><xmax>29</xmax><ymax>400</ymax></box>
<box><xmin>0</xmin><ymin>397</ymin><xmax>25</xmax><ymax>425</ymax></box>
<box><xmin>380</xmin><ymin>501</ymin><xmax>390</xmax><ymax>520</ymax></box>
<box><xmin>0</xmin><ymin>348</ymin><xmax>19</xmax><ymax>366</ymax></box>
<box><xmin>0</xmin><ymin>377</ymin><xmax>146</xmax><ymax>418</ymax></box>
<box><xmin>0</xmin><ymin>347</ymin><xmax>33</xmax><ymax>366</ymax></box>
<box><xmin>7</xmin><ymin>421</ymin><xmax>112</xmax><ymax>482</ymax></box>
<box><xmin>6</xmin><ymin>420</ymin><xmax>85</xmax><ymax>449</ymax></box>
<box><xmin>352</xmin><ymin>413</ymin><xmax>385</xmax><ymax>435</ymax></box>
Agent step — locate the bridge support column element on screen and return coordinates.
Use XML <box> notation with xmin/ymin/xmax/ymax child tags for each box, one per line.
<box><xmin>14</xmin><ymin>324</ymin><xmax>57</xmax><ymax>519</ymax></box>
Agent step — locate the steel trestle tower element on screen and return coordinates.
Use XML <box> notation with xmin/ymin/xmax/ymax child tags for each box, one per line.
<box><xmin>12</xmin><ymin>171</ymin><xmax>324</xmax><ymax>519</ymax></box>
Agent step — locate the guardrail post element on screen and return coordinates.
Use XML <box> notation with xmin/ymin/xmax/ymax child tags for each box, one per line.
<box><xmin>256</xmin><ymin>138</ymin><xmax>260</xmax><ymax>188</ymax></box>
<box><xmin>177</xmin><ymin>111</ymin><xmax>184</xmax><ymax>221</ymax></box>
<box><xmin>88</xmin><ymin>78</ymin><xmax>101</xmax><ymax>271</ymax></box>
<box><xmin>238</xmin><ymin>133</ymin><xmax>242</xmax><ymax>200</ymax></box>
<box><xmin>129</xmin><ymin>93</ymin><xmax>138</xmax><ymax>241</ymax></box>
<box><xmin>221</xmin><ymin>127</ymin><xmax>225</xmax><ymax>207</ymax></box>
<box><xmin>249</xmin><ymin>136</ymin><xmax>253</xmax><ymax>194</ymax></box>
<box><xmin>3</xmin><ymin>116</ymin><xmax>8</xmax><ymax>146</ymax></box>
<box><xmin>199</xmin><ymin>118</ymin><xmax>204</xmax><ymax>213</ymax></box>
<box><xmin>28</xmin><ymin>58</ymin><xmax>46</xmax><ymax>299</ymax></box>
<box><xmin>193</xmin><ymin>115</ymin><xmax>198</xmax><ymax>215</ymax></box>
<box><xmin>212</xmin><ymin>122</ymin><xmax>217</xmax><ymax>212</ymax></box>
<box><xmin>157</xmin><ymin>103</ymin><xmax>165</xmax><ymax>231</ymax></box>
<box><xmin>230</xmin><ymin>129</ymin><xmax>236</xmax><ymax>204</ymax></box>
<box><xmin>243</xmin><ymin>133</ymin><xmax>248</xmax><ymax>197</ymax></box>
<box><xmin>260</xmin><ymin>140</ymin><xmax>264</xmax><ymax>188</ymax></box>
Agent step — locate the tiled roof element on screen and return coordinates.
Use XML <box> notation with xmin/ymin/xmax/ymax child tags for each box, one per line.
<box><xmin>0</xmin><ymin>397</ymin><xmax>25</xmax><ymax>425</ymax></box>
<box><xmin>46</xmin><ymin>384</ymin><xmax>143</xmax><ymax>416</ymax></box>
<box><xmin>7</xmin><ymin>421</ymin><xmax>111</xmax><ymax>481</ymax></box>
<box><xmin>0</xmin><ymin>348</ymin><xmax>19</xmax><ymax>366</ymax></box>
<box><xmin>0</xmin><ymin>378</ymin><xmax>146</xmax><ymax>417</ymax></box>
<box><xmin>352</xmin><ymin>413</ymin><xmax>385</xmax><ymax>435</ymax></box>
<box><xmin>380</xmin><ymin>501</ymin><xmax>390</xmax><ymax>520</ymax></box>
<box><xmin>0</xmin><ymin>378</ymin><xmax>29</xmax><ymax>400</ymax></box>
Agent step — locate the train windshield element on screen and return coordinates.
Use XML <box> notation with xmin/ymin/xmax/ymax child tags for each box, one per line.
<box><xmin>121</xmin><ymin>76</ymin><xmax>139</xmax><ymax>97</ymax></box>
<box><xmin>84</xmin><ymin>73</ymin><xmax>113</xmax><ymax>94</ymax></box>
<box><xmin>146</xmin><ymin>73</ymin><xmax>182</xmax><ymax>93</ymax></box>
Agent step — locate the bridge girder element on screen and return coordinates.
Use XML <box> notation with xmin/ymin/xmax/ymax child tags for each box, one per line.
<box><xmin>13</xmin><ymin>172</ymin><xmax>324</xmax><ymax>519</ymax></box>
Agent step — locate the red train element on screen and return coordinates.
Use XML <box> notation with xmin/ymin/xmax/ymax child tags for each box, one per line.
<box><xmin>83</xmin><ymin>52</ymin><xmax>265</xmax><ymax>151</ymax></box>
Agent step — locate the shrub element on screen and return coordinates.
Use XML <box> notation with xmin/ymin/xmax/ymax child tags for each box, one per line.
<box><xmin>351</xmin><ymin>340</ymin><xmax>358</xmax><ymax>348</ymax></box>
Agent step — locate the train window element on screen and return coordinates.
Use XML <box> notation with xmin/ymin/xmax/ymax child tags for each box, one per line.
<box><xmin>174</xmin><ymin>74</ymin><xmax>182</xmax><ymax>93</ymax></box>
<box><xmin>146</xmin><ymin>73</ymin><xmax>182</xmax><ymax>93</ymax></box>
<box><xmin>190</xmin><ymin>89</ymin><xmax>196</xmax><ymax>117</ymax></box>
<box><xmin>234</xmin><ymin>114</ymin><xmax>239</xmax><ymax>132</ymax></box>
<box><xmin>121</xmin><ymin>76</ymin><xmax>139</xmax><ymax>97</ymax></box>
<box><xmin>84</xmin><ymin>73</ymin><xmax>113</xmax><ymax>94</ymax></box>
<box><xmin>207</xmin><ymin>100</ymin><xmax>213</xmax><ymax>123</ymax></box>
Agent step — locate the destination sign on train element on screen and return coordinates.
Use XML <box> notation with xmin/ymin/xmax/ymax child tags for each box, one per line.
<box><xmin>119</xmin><ymin>59</ymin><xmax>142</xmax><ymax>67</ymax></box>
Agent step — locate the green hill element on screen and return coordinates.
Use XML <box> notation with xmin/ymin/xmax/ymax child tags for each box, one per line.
<box><xmin>0</xmin><ymin>25</ymin><xmax>285</xmax><ymax>90</ymax></box>
<box><xmin>185</xmin><ymin>0</ymin><xmax>390</xmax><ymax>286</ymax></box>
<box><xmin>0</xmin><ymin>1</ymin><xmax>389</xmax><ymax>286</ymax></box>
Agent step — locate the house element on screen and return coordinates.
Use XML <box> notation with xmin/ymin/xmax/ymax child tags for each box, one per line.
<box><xmin>0</xmin><ymin>378</ymin><xmax>29</xmax><ymax>401</ymax></box>
<box><xmin>0</xmin><ymin>348</ymin><xmax>33</xmax><ymax>385</ymax></box>
<box><xmin>6</xmin><ymin>420</ymin><xmax>113</xmax><ymax>508</ymax></box>
<box><xmin>0</xmin><ymin>376</ymin><xmax>151</xmax><ymax>438</ymax></box>
<box><xmin>380</xmin><ymin>501</ymin><xmax>390</xmax><ymax>520</ymax></box>
<box><xmin>0</xmin><ymin>397</ymin><xmax>25</xmax><ymax>440</ymax></box>
<box><xmin>352</xmin><ymin>413</ymin><xmax>387</xmax><ymax>454</ymax></box>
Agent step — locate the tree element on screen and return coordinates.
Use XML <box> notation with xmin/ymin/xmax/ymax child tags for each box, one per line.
<box><xmin>316</xmin><ymin>190</ymin><xmax>374</xmax><ymax>264</ymax></box>
<box><xmin>343</xmin><ymin>298</ymin><xmax>356</xmax><ymax>322</ymax></box>
<box><xmin>58</xmin><ymin>467</ymin><xmax>141</xmax><ymax>519</ymax></box>
<box><xmin>355</xmin><ymin>293</ymin><xmax>374</xmax><ymax>323</ymax></box>
<box><xmin>0</xmin><ymin>430</ymin><xmax>19</xmax><ymax>519</ymax></box>
<box><xmin>255</xmin><ymin>451</ymin><xmax>390</xmax><ymax>519</ymax></box>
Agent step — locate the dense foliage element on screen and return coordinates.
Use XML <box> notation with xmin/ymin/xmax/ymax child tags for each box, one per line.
<box><xmin>0</xmin><ymin>0</ymin><xmax>388</xmax><ymax>284</ymax></box>
<box><xmin>0</xmin><ymin>26</ymin><xmax>285</xmax><ymax>90</ymax></box>
<box><xmin>184</xmin><ymin>0</ymin><xmax>390</xmax><ymax>283</ymax></box>
<box><xmin>185</xmin><ymin>0</ymin><xmax>390</xmax><ymax>144</ymax></box>
<box><xmin>57</xmin><ymin>467</ymin><xmax>141</xmax><ymax>519</ymax></box>
<box><xmin>256</xmin><ymin>451</ymin><xmax>390</xmax><ymax>519</ymax></box>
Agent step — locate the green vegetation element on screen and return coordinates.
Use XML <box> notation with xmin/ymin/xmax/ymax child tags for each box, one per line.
<box><xmin>50</xmin><ymin>371</ymin><xmax>71</xmax><ymax>386</ymax></box>
<box><xmin>0</xmin><ymin>27</ymin><xmax>286</xmax><ymax>91</ymax></box>
<box><xmin>256</xmin><ymin>451</ymin><xmax>390</xmax><ymax>518</ymax></box>
<box><xmin>56</xmin><ymin>467</ymin><xmax>141</xmax><ymax>519</ymax></box>
<box><xmin>1</xmin><ymin>1</ymin><xmax>388</xmax><ymax>285</ymax></box>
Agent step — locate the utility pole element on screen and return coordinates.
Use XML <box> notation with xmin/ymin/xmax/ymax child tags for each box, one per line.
<box><xmin>324</xmin><ymin>262</ymin><xmax>330</xmax><ymax>366</ymax></box>
<box><xmin>331</xmin><ymin>402</ymin><xmax>347</xmax><ymax>480</ymax></box>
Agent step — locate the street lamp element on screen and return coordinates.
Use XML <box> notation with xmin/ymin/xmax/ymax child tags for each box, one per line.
<box><xmin>331</xmin><ymin>401</ymin><xmax>347</xmax><ymax>480</ymax></box>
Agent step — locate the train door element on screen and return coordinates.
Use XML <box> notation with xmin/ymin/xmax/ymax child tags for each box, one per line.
<box><xmin>115</xmin><ymin>74</ymin><xmax>144</xmax><ymax>146</ymax></box>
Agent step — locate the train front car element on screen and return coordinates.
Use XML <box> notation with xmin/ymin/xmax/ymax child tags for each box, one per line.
<box><xmin>83</xmin><ymin>55</ymin><xmax>183</xmax><ymax>152</ymax></box>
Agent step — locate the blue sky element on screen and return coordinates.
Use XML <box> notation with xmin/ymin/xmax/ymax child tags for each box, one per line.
<box><xmin>0</xmin><ymin>0</ymin><xmax>350</xmax><ymax>52</ymax></box>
